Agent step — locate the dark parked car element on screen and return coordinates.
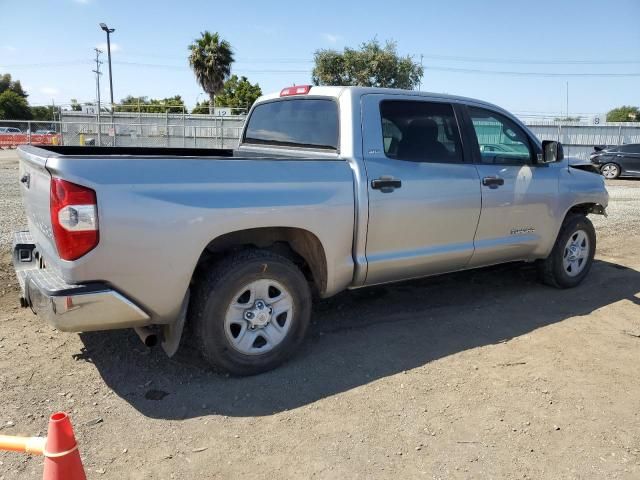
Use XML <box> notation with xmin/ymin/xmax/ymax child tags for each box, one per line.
<box><xmin>590</xmin><ymin>143</ymin><xmax>640</xmax><ymax>179</ymax></box>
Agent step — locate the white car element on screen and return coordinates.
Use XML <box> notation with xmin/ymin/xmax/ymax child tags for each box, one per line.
<box><xmin>0</xmin><ymin>127</ymin><xmax>22</xmax><ymax>134</ymax></box>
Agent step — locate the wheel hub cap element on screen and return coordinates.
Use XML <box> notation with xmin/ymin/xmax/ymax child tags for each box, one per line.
<box><xmin>244</xmin><ymin>300</ymin><xmax>273</xmax><ymax>328</ymax></box>
<box><xmin>224</xmin><ymin>279</ymin><xmax>294</xmax><ymax>355</ymax></box>
<box><xmin>563</xmin><ymin>229</ymin><xmax>589</xmax><ymax>277</ymax></box>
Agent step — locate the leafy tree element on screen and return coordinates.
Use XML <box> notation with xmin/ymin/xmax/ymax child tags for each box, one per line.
<box><xmin>30</xmin><ymin>105</ymin><xmax>55</xmax><ymax>121</ymax></box>
<box><xmin>312</xmin><ymin>39</ymin><xmax>423</xmax><ymax>89</ymax></box>
<box><xmin>0</xmin><ymin>73</ymin><xmax>28</xmax><ymax>98</ymax></box>
<box><xmin>70</xmin><ymin>99</ymin><xmax>82</xmax><ymax>111</ymax></box>
<box><xmin>188</xmin><ymin>31</ymin><xmax>234</xmax><ymax>113</ymax></box>
<box><xmin>0</xmin><ymin>90</ymin><xmax>32</xmax><ymax>119</ymax></box>
<box><xmin>192</xmin><ymin>75</ymin><xmax>262</xmax><ymax>113</ymax></box>
<box><xmin>115</xmin><ymin>95</ymin><xmax>186</xmax><ymax>113</ymax></box>
<box><xmin>606</xmin><ymin>105</ymin><xmax>639</xmax><ymax>122</ymax></box>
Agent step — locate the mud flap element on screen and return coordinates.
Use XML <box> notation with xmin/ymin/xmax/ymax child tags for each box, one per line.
<box><xmin>161</xmin><ymin>289</ymin><xmax>189</xmax><ymax>357</ymax></box>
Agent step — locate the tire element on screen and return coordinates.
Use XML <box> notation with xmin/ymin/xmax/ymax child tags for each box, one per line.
<box><xmin>189</xmin><ymin>249</ymin><xmax>312</xmax><ymax>375</ymax></box>
<box><xmin>538</xmin><ymin>215</ymin><xmax>596</xmax><ymax>289</ymax></box>
<box><xmin>600</xmin><ymin>162</ymin><xmax>620</xmax><ymax>179</ymax></box>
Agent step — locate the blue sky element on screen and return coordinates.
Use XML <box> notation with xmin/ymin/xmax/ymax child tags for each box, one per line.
<box><xmin>1</xmin><ymin>0</ymin><xmax>639</xmax><ymax>117</ymax></box>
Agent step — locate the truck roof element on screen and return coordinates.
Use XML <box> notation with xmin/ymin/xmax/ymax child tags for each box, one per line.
<box><xmin>256</xmin><ymin>85</ymin><xmax>504</xmax><ymax>112</ymax></box>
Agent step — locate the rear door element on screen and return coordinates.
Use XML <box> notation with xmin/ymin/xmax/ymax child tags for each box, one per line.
<box><xmin>617</xmin><ymin>144</ymin><xmax>640</xmax><ymax>175</ymax></box>
<box><xmin>361</xmin><ymin>95</ymin><xmax>481</xmax><ymax>285</ymax></box>
<box><xmin>461</xmin><ymin>105</ymin><xmax>560</xmax><ymax>267</ymax></box>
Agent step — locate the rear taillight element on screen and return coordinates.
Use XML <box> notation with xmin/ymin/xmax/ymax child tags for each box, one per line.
<box><xmin>50</xmin><ymin>178</ymin><xmax>99</xmax><ymax>260</ymax></box>
<box><xmin>280</xmin><ymin>85</ymin><xmax>311</xmax><ymax>96</ymax></box>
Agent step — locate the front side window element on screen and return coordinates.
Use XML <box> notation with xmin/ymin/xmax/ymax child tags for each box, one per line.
<box><xmin>468</xmin><ymin>107</ymin><xmax>533</xmax><ymax>165</ymax></box>
<box><xmin>380</xmin><ymin>101</ymin><xmax>463</xmax><ymax>163</ymax></box>
<box><xmin>244</xmin><ymin>98</ymin><xmax>338</xmax><ymax>150</ymax></box>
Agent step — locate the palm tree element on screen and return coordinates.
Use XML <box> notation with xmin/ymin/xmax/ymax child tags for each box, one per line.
<box><xmin>188</xmin><ymin>31</ymin><xmax>234</xmax><ymax>114</ymax></box>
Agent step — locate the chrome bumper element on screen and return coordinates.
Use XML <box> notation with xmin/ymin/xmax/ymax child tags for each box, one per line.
<box><xmin>12</xmin><ymin>231</ymin><xmax>150</xmax><ymax>332</ymax></box>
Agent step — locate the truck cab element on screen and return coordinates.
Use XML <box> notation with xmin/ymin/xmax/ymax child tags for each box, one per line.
<box><xmin>13</xmin><ymin>86</ymin><xmax>608</xmax><ymax>375</ymax></box>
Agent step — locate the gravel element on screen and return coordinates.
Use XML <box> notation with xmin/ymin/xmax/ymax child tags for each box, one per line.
<box><xmin>0</xmin><ymin>150</ymin><xmax>26</xmax><ymax>253</ymax></box>
<box><xmin>592</xmin><ymin>179</ymin><xmax>640</xmax><ymax>240</ymax></box>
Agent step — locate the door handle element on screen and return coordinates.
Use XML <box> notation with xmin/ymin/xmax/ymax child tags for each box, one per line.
<box><xmin>371</xmin><ymin>176</ymin><xmax>402</xmax><ymax>192</ymax></box>
<box><xmin>482</xmin><ymin>176</ymin><xmax>504</xmax><ymax>189</ymax></box>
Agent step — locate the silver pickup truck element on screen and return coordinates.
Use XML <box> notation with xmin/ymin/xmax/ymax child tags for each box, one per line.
<box><xmin>13</xmin><ymin>86</ymin><xmax>608</xmax><ymax>375</ymax></box>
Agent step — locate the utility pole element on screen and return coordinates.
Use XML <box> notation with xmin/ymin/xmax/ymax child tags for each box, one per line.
<box><xmin>99</xmin><ymin>24</ymin><xmax>115</xmax><ymax>112</ymax></box>
<box><xmin>418</xmin><ymin>54</ymin><xmax>424</xmax><ymax>91</ymax></box>
<box><xmin>566</xmin><ymin>81</ymin><xmax>569</xmax><ymax>120</ymax></box>
<box><xmin>93</xmin><ymin>48</ymin><xmax>103</xmax><ymax>146</ymax></box>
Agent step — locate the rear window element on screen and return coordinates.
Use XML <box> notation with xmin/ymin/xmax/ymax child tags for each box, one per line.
<box><xmin>243</xmin><ymin>98</ymin><xmax>338</xmax><ymax>150</ymax></box>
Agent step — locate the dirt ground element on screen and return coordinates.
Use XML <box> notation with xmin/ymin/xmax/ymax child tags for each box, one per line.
<box><xmin>1</xmin><ymin>149</ymin><xmax>639</xmax><ymax>479</ymax></box>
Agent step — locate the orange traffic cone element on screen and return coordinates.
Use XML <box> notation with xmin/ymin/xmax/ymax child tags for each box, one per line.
<box><xmin>42</xmin><ymin>412</ymin><xmax>86</xmax><ymax>480</ymax></box>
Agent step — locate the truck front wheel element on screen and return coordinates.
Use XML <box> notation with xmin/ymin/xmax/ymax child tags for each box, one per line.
<box><xmin>190</xmin><ymin>249</ymin><xmax>312</xmax><ymax>375</ymax></box>
<box><xmin>537</xmin><ymin>215</ymin><xmax>596</xmax><ymax>289</ymax></box>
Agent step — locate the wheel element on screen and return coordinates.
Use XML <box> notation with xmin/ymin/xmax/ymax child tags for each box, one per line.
<box><xmin>189</xmin><ymin>249</ymin><xmax>311</xmax><ymax>375</ymax></box>
<box><xmin>600</xmin><ymin>162</ymin><xmax>620</xmax><ymax>179</ymax></box>
<box><xmin>538</xmin><ymin>215</ymin><xmax>596</xmax><ymax>289</ymax></box>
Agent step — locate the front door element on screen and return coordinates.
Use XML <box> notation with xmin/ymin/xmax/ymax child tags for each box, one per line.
<box><xmin>462</xmin><ymin>105</ymin><xmax>561</xmax><ymax>267</ymax></box>
<box><xmin>361</xmin><ymin>95</ymin><xmax>481</xmax><ymax>286</ymax></box>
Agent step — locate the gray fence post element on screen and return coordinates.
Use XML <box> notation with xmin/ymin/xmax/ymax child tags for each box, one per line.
<box><xmin>618</xmin><ymin>124</ymin><xmax>623</xmax><ymax>145</ymax></box>
<box><xmin>182</xmin><ymin>107</ymin><xmax>186</xmax><ymax>148</ymax></box>
<box><xmin>27</xmin><ymin>122</ymin><xmax>31</xmax><ymax>145</ymax></box>
<box><xmin>221</xmin><ymin>117</ymin><xmax>225</xmax><ymax>148</ymax></box>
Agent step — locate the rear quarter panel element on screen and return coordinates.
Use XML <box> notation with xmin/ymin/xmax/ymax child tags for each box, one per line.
<box><xmin>44</xmin><ymin>156</ymin><xmax>356</xmax><ymax>324</ymax></box>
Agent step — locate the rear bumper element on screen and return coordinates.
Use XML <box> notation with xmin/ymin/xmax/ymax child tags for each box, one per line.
<box><xmin>12</xmin><ymin>231</ymin><xmax>150</xmax><ymax>332</ymax></box>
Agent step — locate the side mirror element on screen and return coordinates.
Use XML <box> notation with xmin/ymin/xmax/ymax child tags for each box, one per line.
<box><xmin>541</xmin><ymin>140</ymin><xmax>564</xmax><ymax>163</ymax></box>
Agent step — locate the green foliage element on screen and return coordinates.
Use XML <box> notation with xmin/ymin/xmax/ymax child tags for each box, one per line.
<box><xmin>192</xmin><ymin>75</ymin><xmax>262</xmax><ymax>113</ymax></box>
<box><xmin>188</xmin><ymin>31</ymin><xmax>234</xmax><ymax>109</ymax></box>
<box><xmin>0</xmin><ymin>90</ymin><xmax>32</xmax><ymax>119</ymax></box>
<box><xmin>115</xmin><ymin>95</ymin><xmax>186</xmax><ymax>113</ymax></box>
<box><xmin>70</xmin><ymin>99</ymin><xmax>82</xmax><ymax>111</ymax></box>
<box><xmin>312</xmin><ymin>39</ymin><xmax>423</xmax><ymax>89</ymax></box>
<box><xmin>0</xmin><ymin>73</ymin><xmax>28</xmax><ymax>98</ymax></box>
<box><xmin>30</xmin><ymin>105</ymin><xmax>55</xmax><ymax>121</ymax></box>
<box><xmin>606</xmin><ymin>105</ymin><xmax>639</xmax><ymax>122</ymax></box>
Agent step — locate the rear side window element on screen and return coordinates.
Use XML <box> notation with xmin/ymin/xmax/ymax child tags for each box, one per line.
<box><xmin>243</xmin><ymin>98</ymin><xmax>338</xmax><ymax>150</ymax></box>
<box><xmin>619</xmin><ymin>144</ymin><xmax>640</xmax><ymax>153</ymax></box>
<box><xmin>380</xmin><ymin>100</ymin><xmax>463</xmax><ymax>163</ymax></box>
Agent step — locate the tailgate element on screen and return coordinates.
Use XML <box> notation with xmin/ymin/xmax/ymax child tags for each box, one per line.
<box><xmin>17</xmin><ymin>147</ymin><xmax>58</xmax><ymax>262</ymax></box>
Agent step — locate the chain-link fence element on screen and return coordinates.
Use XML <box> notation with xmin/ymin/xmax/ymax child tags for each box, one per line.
<box><xmin>0</xmin><ymin>121</ymin><xmax>63</xmax><ymax>148</ymax></box>
<box><xmin>0</xmin><ymin>113</ymin><xmax>245</xmax><ymax>149</ymax></box>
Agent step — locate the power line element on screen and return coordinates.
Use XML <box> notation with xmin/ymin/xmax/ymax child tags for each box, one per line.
<box><xmin>111</xmin><ymin>50</ymin><xmax>640</xmax><ymax>65</ymax></box>
<box><xmin>111</xmin><ymin>61</ymin><xmax>640</xmax><ymax>77</ymax></box>
<box><xmin>4</xmin><ymin>59</ymin><xmax>640</xmax><ymax>78</ymax></box>
<box><xmin>424</xmin><ymin>65</ymin><xmax>640</xmax><ymax>77</ymax></box>
<box><xmin>0</xmin><ymin>60</ymin><xmax>91</xmax><ymax>68</ymax></box>
<box><xmin>416</xmin><ymin>53</ymin><xmax>640</xmax><ymax>65</ymax></box>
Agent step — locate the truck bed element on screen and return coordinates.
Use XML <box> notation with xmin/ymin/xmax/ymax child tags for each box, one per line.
<box><xmin>31</xmin><ymin>145</ymin><xmax>235</xmax><ymax>157</ymax></box>
<box><xmin>16</xmin><ymin>144</ymin><xmax>356</xmax><ymax>327</ymax></box>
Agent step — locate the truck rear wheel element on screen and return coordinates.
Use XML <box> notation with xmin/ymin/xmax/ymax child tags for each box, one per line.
<box><xmin>190</xmin><ymin>249</ymin><xmax>311</xmax><ymax>375</ymax></box>
<box><xmin>537</xmin><ymin>215</ymin><xmax>596</xmax><ymax>289</ymax></box>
